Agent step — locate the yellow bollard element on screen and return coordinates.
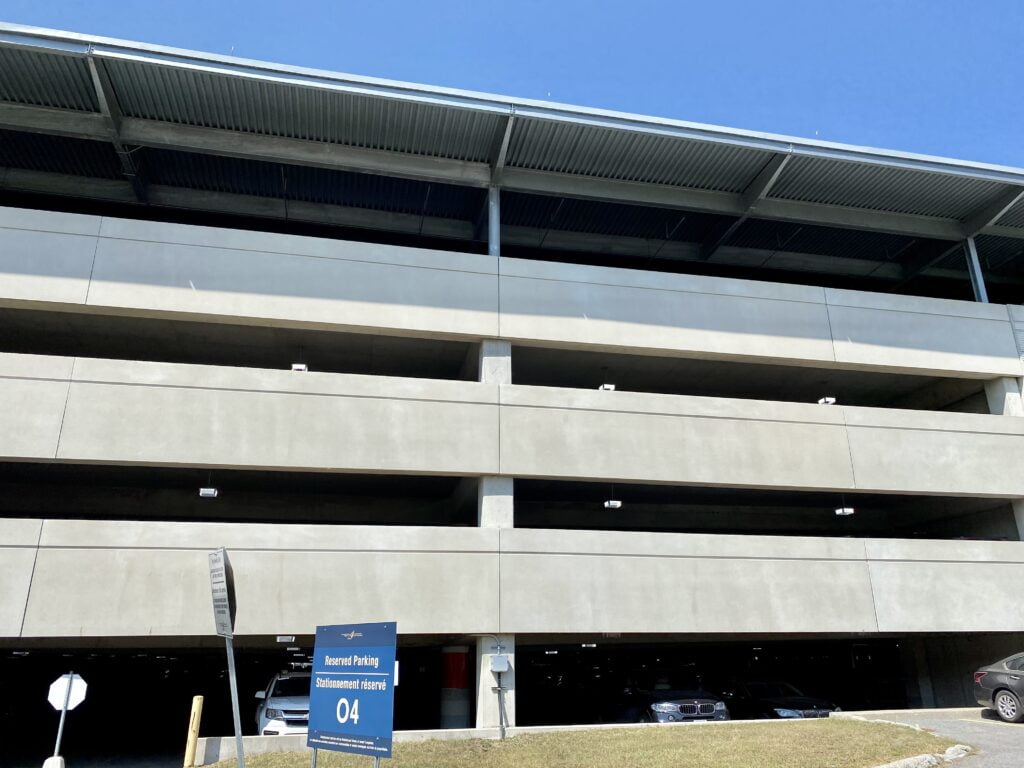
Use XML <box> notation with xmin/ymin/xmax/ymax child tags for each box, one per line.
<box><xmin>183</xmin><ymin>695</ymin><xmax>204</xmax><ymax>768</ymax></box>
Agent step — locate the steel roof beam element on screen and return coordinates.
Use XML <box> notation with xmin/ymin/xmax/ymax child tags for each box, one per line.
<box><xmin>87</xmin><ymin>57</ymin><xmax>147</xmax><ymax>203</ymax></box>
<box><xmin>699</xmin><ymin>152</ymin><xmax>791</xmax><ymax>261</ymax></box>
<box><xmin>490</xmin><ymin>112</ymin><xmax>516</xmax><ymax>183</ymax></box>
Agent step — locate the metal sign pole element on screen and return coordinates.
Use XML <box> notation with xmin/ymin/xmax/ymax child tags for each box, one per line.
<box><xmin>53</xmin><ymin>672</ymin><xmax>73</xmax><ymax>757</ymax></box>
<box><xmin>373</xmin><ymin>757</ymin><xmax>381</xmax><ymax>768</ymax></box>
<box><xmin>309</xmin><ymin>748</ymin><xmax>317</xmax><ymax>768</ymax></box>
<box><xmin>225</xmin><ymin>638</ymin><xmax>246</xmax><ymax>768</ymax></box>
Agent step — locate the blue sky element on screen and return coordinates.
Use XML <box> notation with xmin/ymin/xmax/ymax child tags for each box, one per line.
<box><xmin>4</xmin><ymin>0</ymin><xmax>1023</xmax><ymax>166</ymax></box>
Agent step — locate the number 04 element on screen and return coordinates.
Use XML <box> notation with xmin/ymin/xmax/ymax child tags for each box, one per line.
<box><xmin>336</xmin><ymin>697</ymin><xmax>360</xmax><ymax>725</ymax></box>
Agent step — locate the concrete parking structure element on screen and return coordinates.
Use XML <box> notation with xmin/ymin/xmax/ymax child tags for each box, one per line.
<box><xmin>1</xmin><ymin>21</ymin><xmax>1024</xmax><ymax>764</ymax></box>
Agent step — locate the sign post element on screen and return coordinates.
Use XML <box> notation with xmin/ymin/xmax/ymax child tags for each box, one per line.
<box><xmin>209</xmin><ymin>547</ymin><xmax>245</xmax><ymax>768</ymax></box>
<box><xmin>307</xmin><ymin>622</ymin><xmax>397</xmax><ymax>768</ymax></box>
<box><xmin>45</xmin><ymin>672</ymin><xmax>87</xmax><ymax>768</ymax></box>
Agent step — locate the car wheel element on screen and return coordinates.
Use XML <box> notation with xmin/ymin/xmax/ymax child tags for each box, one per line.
<box><xmin>994</xmin><ymin>690</ymin><xmax>1024</xmax><ymax>723</ymax></box>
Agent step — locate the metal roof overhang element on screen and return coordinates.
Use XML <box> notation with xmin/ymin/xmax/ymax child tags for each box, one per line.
<box><xmin>1</xmin><ymin>22</ymin><xmax>1024</xmax><ymax>278</ymax></box>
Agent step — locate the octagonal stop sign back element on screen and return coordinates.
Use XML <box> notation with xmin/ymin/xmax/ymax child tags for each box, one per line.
<box><xmin>48</xmin><ymin>673</ymin><xmax>87</xmax><ymax>711</ymax></box>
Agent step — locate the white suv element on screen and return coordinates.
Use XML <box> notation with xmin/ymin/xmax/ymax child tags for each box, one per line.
<box><xmin>255</xmin><ymin>672</ymin><xmax>311</xmax><ymax>735</ymax></box>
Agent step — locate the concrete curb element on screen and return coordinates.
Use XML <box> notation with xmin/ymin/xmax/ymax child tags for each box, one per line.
<box><xmin>871</xmin><ymin>745</ymin><xmax>971</xmax><ymax>768</ymax></box>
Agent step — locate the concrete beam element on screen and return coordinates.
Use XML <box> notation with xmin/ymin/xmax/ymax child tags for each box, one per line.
<box><xmin>121</xmin><ymin>117</ymin><xmax>494</xmax><ymax>187</ymax></box>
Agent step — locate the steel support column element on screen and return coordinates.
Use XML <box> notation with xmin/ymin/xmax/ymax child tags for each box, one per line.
<box><xmin>488</xmin><ymin>186</ymin><xmax>501</xmax><ymax>258</ymax></box>
<box><xmin>964</xmin><ymin>236</ymin><xmax>989</xmax><ymax>302</ymax></box>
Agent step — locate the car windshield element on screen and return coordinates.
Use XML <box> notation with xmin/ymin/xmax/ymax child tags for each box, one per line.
<box><xmin>636</xmin><ymin>670</ymin><xmax>700</xmax><ymax>692</ymax></box>
<box><xmin>272</xmin><ymin>676</ymin><xmax>311</xmax><ymax>698</ymax></box>
<box><xmin>746</xmin><ymin>681</ymin><xmax>804</xmax><ymax>698</ymax></box>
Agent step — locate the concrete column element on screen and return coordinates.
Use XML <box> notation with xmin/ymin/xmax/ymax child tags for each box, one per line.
<box><xmin>984</xmin><ymin>377</ymin><xmax>1024</xmax><ymax>416</ymax></box>
<box><xmin>479</xmin><ymin>339</ymin><xmax>511</xmax><ymax>385</ymax></box>
<box><xmin>1011</xmin><ymin>500</ymin><xmax>1024</xmax><ymax>542</ymax></box>
<box><xmin>479</xmin><ymin>476</ymin><xmax>514</xmax><ymax>528</ymax></box>
<box><xmin>475</xmin><ymin>634</ymin><xmax>515</xmax><ymax>729</ymax></box>
<box><xmin>907</xmin><ymin>638</ymin><xmax>936</xmax><ymax>708</ymax></box>
<box><xmin>983</xmin><ymin>377</ymin><xmax>1024</xmax><ymax>539</ymax></box>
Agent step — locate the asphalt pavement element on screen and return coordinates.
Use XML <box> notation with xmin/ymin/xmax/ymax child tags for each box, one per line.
<box><xmin>851</xmin><ymin>708</ymin><xmax>1024</xmax><ymax>768</ymax></box>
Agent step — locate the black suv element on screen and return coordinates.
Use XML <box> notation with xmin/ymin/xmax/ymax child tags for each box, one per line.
<box><xmin>615</xmin><ymin>669</ymin><xmax>729</xmax><ymax>723</ymax></box>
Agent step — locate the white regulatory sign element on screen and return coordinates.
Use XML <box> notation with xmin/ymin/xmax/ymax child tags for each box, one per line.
<box><xmin>48</xmin><ymin>673</ymin><xmax>87</xmax><ymax>711</ymax></box>
<box><xmin>209</xmin><ymin>547</ymin><xmax>235</xmax><ymax>638</ymax></box>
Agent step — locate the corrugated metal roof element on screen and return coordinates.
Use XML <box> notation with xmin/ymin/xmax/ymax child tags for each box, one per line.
<box><xmin>769</xmin><ymin>156</ymin><xmax>1005</xmax><ymax>219</ymax></box>
<box><xmin>106</xmin><ymin>58</ymin><xmax>503</xmax><ymax>161</ymax></box>
<box><xmin>0</xmin><ymin>46</ymin><xmax>97</xmax><ymax>111</ymax></box>
<box><xmin>0</xmin><ymin>129</ymin><xmax>120</xmax><ymax>177</ymax></box>
<box><xmin>507</xmin><ymin>117</ymin><xmax>770</xmax><ymax>192</ymax></box>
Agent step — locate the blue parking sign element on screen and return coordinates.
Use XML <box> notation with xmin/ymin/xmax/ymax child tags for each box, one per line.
<box><xmin>307</xmin><ymin>622</ymin><xmax>397</xmax><ymax>758</ymax></box>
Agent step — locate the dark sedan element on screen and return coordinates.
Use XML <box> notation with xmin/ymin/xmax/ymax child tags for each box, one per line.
<box><xmin>974</xmin><ymin>653</ymin><xmax>1024</xmax><ymax>723</ymax></box>
<box><xmin>718</xmin><ymin>680</ymin><xmax>839</xmax><ymax>719</ymax></box>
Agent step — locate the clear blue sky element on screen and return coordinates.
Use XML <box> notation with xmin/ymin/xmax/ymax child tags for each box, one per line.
<box><xmin>4</xmin><ymin>0</ymin><xmax>1024</xmax><ymax>166</ymax></box>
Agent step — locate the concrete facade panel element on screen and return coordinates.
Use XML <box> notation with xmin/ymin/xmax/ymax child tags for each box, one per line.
<box><xmin>21</xmin><ymin>547</ymin><xmax>215</xmax><ymax>637</ymax></box>
<box><xmin>869</xmin><ymin>560</ymin><xmax>1024</xmax><ymax>633</ymax></box>
<box><xmin>0</xmin><ymin>354</ymin><xmax>73</xmax><ymax>460</ymax></box>
<box><xmin>499</xmin><ymin>258</ymin><xmax>835</xmax><ymax>364</ymax></box>
<box><xmin>499</xmin><ymin>389</ymin><xmax>855</xmax><ymax>489</ymax></box>
<box><xmin>86</xmin><ymin>236</ymin><xmax>500</xmax><ymax>338</ymax></box>
<box><xmin>825</xmin><ymin>291</ymin><xmax>1022</xmax><ymax>377</ymax></box>
<box><xmin>20</xmin><ymin>520</ymin><xmax>499</xmax><ymax>637</ymax></box>
<box><xmin>55</xmin><ymin>376</ymin><xmax>499</xmax><ymax>474</ymax></box>
<box><xmin>0</xmin><ymin>225</ymin><xmax>98</xmax><ymax>307</ymax></box>
<box><xmin>846</xmin><ymin>424</ymin><xmax>1024</xmax><ymax>496</ymax></box>
<box><xmin>498</xmin><ymin>552</ymin><xmax>876</xmax><ymax>634</ymax></box>
<box><xmin>228</xmin><ymin>549</ymin><xmax>497</xmax><ymax>635</ymax></box>
<box><xmin>0</xmin><ymin>547</ymin><xmax>38</xmax><ymax>636</ymax></box>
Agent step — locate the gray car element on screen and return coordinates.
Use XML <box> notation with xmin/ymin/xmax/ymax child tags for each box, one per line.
<box><xmin>974</xmin><ymin>652</ymin><xmax>1024</xmax><ymax>723</ymax></box>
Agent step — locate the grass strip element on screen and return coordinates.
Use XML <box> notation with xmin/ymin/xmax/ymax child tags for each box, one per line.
<box><xmin>211</xmin><ymin>718</ymin><xmax>959</xmax><ymax>768</ymax></box>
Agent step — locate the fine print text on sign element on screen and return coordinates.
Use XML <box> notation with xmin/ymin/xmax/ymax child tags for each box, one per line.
<box><xmin>308</xmin><ymin>622</ymin><xmax>397</xmax><ymax>758</ymax></box>
<box><xmin>208</xmin><ymin>548</ymin><xmax>236</xmax><ymax>638</ymax></box>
